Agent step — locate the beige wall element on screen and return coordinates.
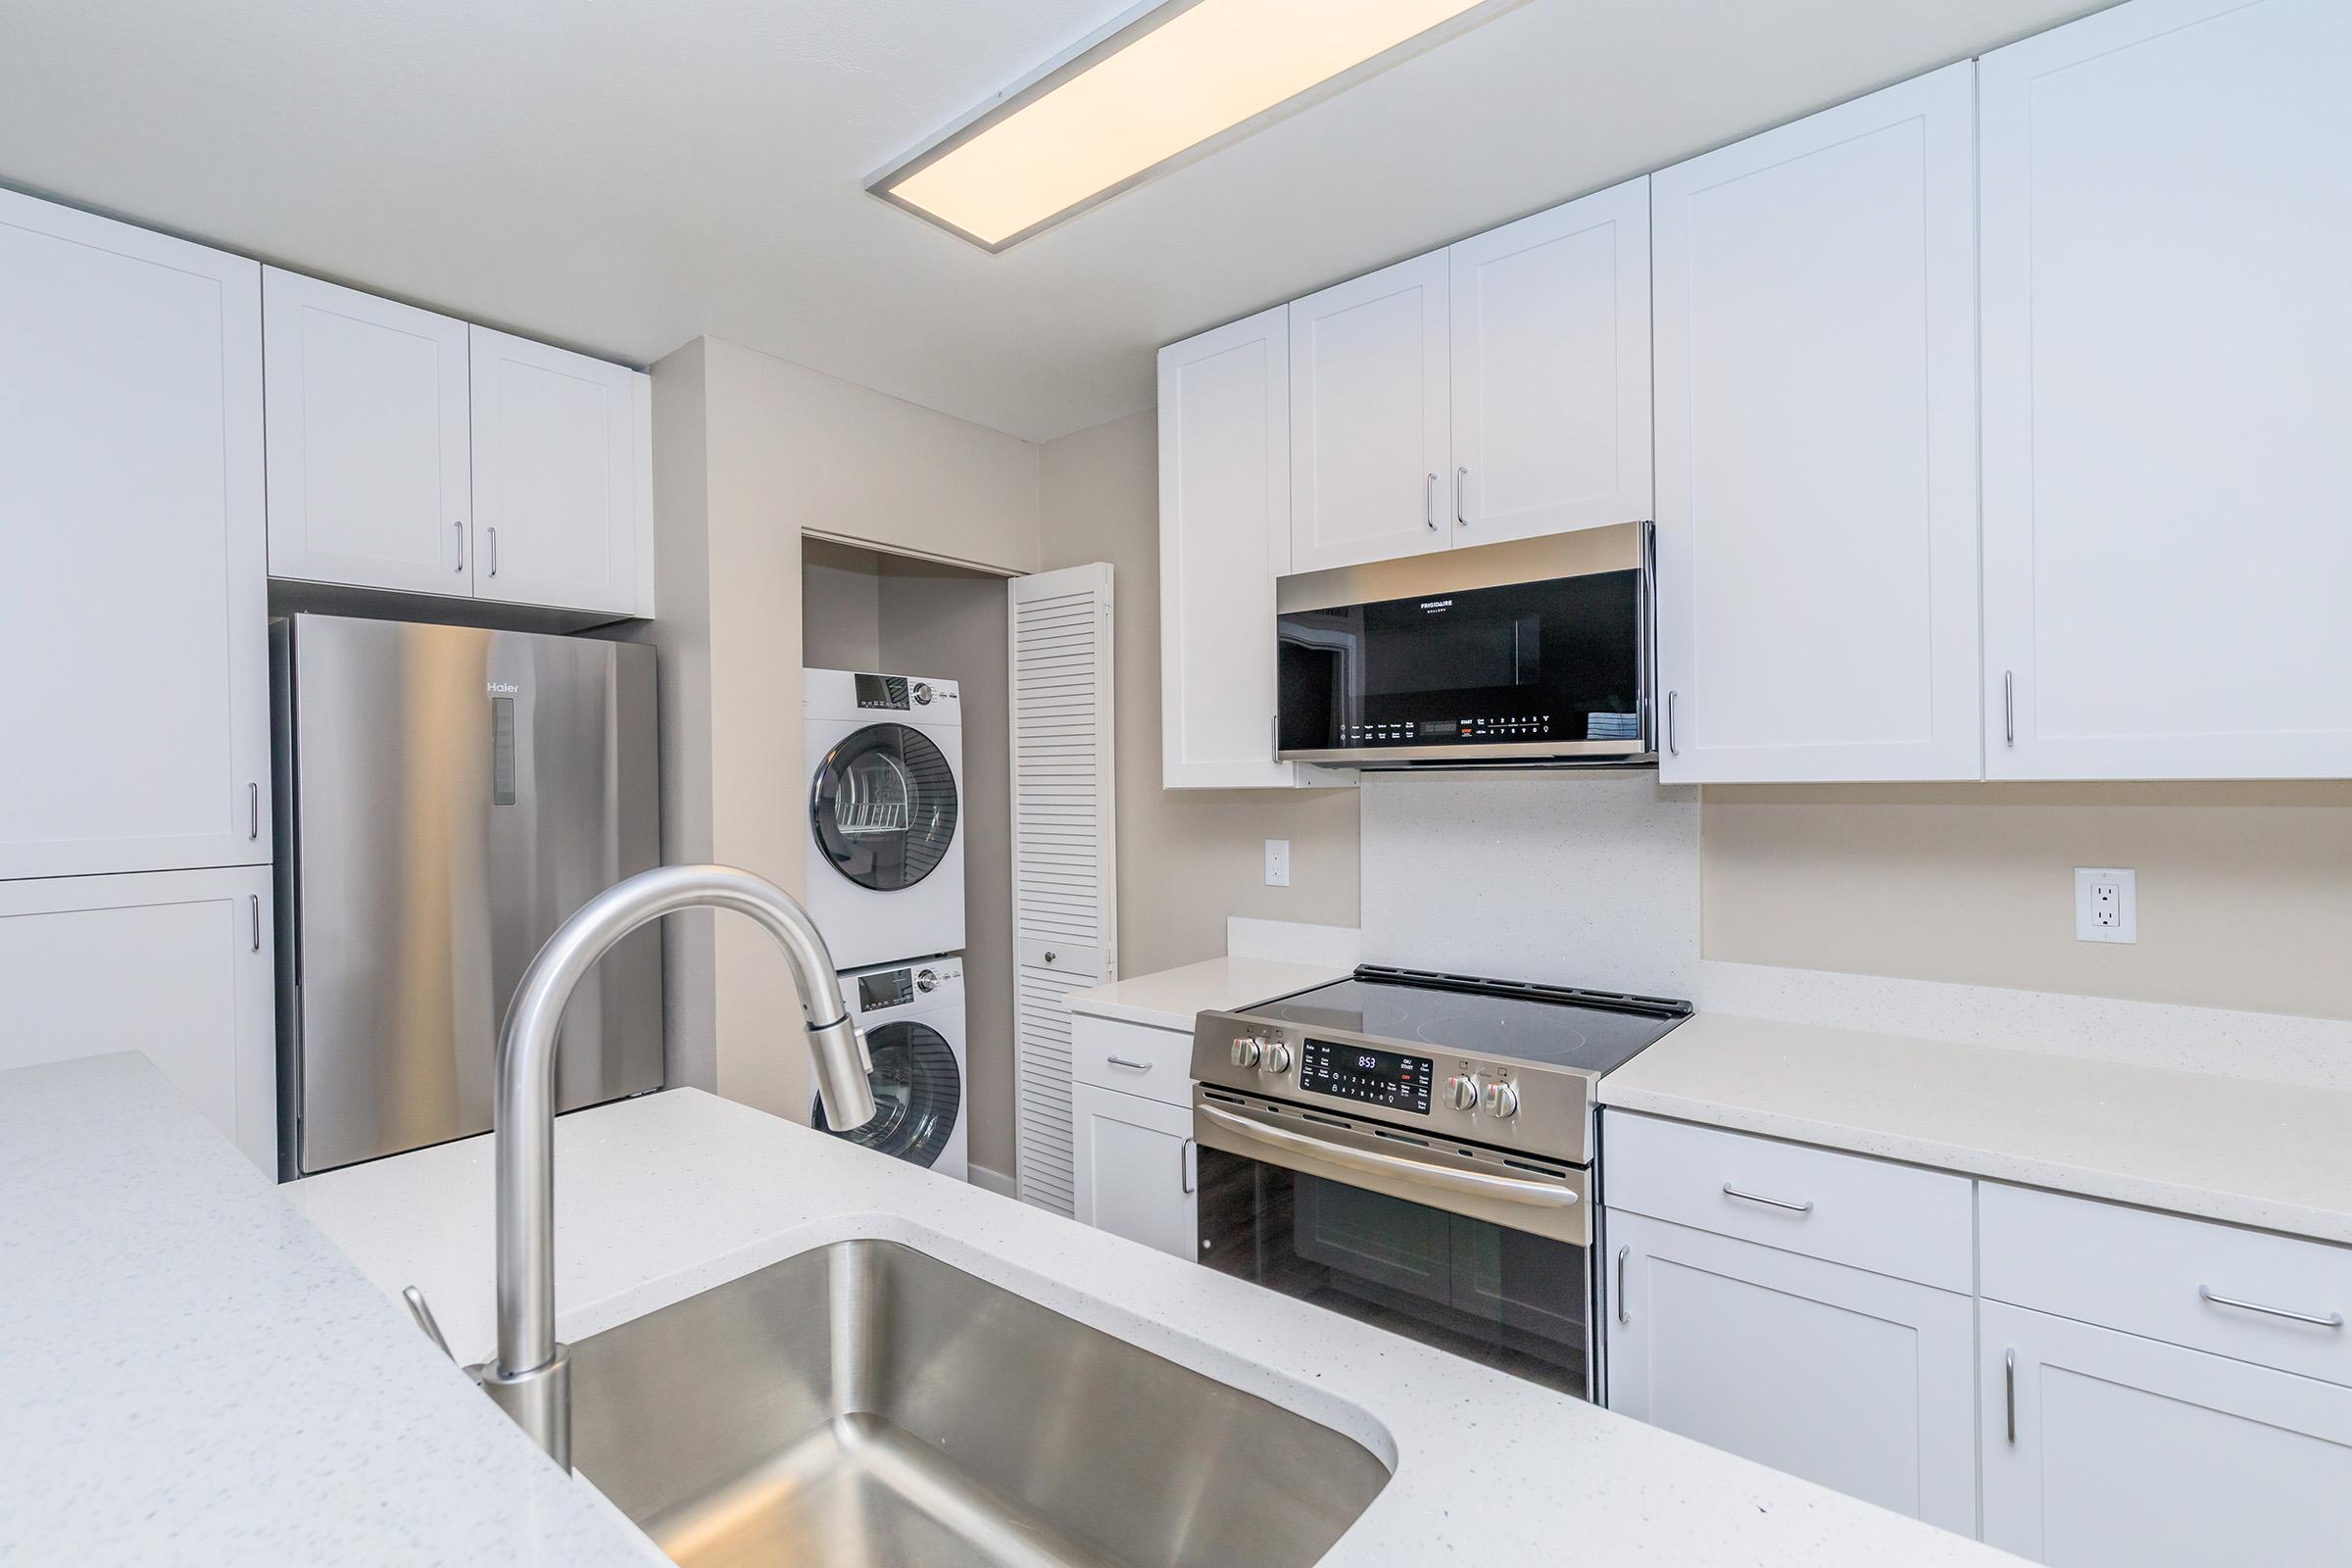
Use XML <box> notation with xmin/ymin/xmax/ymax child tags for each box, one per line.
<box><xmin>649</xmin><ymin>336</ymin><xmax>1040</xmax><ymax>1119</ymax></box>
<box><xmin>800</xmin><ymin>538</ymin><xmax>884</xmax><ymax>669</ymax></box>
<box><xmin>1703</xmin><ymin>782</ymin><xmax>2352</xmax><ymax>1020</ymax></box>
<box><xmin>1037</xmin><ymin>411</ymin><xmax>1360</xmax><ymax>975</ymax></box>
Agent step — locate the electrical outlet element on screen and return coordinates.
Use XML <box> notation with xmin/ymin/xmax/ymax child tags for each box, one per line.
<box><xmin>1264</xmin><ymin>839</ymin><xmax>1291</xmax><ymax>888</ymax></box>
<box><xmin>2075</xmin><ymin>867</ymin><xmax>2136</xmax><ymax>944</ymax></box>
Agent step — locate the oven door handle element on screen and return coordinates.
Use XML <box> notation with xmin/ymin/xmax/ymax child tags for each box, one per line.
<box><xmin>1198</xmin><ymin>1104</ymin><xmax>1580</xmax><ymax>1211</ymax></box>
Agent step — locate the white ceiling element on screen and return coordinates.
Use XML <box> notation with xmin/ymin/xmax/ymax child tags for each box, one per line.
<box><xmin>0</xmin><ymin>0</ymin><xmax>2112</xmax><ymax>443</ymax></box>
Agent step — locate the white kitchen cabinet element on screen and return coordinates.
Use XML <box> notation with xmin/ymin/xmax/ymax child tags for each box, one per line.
<box><xmin>467</xmin><ymin>325</ymin><xmax>654</xmax><ymax>618</ymax></box>
<box><xmin>1982</xmin><ymin>1299</ymin><xmax>2352</xmax><ymax>1566</ymax></box>
<box><xmin>1072</xmin><ymin>1080</ymin><xmax>1197</xmax><ymax>1260</ymax></box>
<box><xmin>0</xmin><ymin>867</ymin><xmax>276</xmax><ymax>1174</ymax></box>
<box><xmin>1980</xmin><ymin>0</ymin><xmax>2352</xmax><ymax>779</ymax></box>
<box><xmin>1157</xmin><ymin>306</ymin><xmax>1320</xmax><ymax>789</ymax></box>
<box><xmin>1652</xmin><ymin>63</ymin><xmax>1982</xmax><ymax>783</ymax></box>
<box><xmin>1448</xmin><ymin>177</ymin><xmax>1651</xmax><ymax>546</ymax></box>
<box><xmin>263</xmin><ymin>269</ymin><xmax>472</xmax><ymax>594</ymax></box>
<box><xmin>0</xmin><ymin>187</ymin><xmax>270</xmax><ymax>880</ymax></box>
<box><xmin>1606</xmin><ymin>1209</ymin><xmax>1978</xmax><ymax>1534</ymax></box>
<box><xmin>1289</xmin><ymin>252</ymin><xmax>1450</xmax><ymax>574</ymax></box>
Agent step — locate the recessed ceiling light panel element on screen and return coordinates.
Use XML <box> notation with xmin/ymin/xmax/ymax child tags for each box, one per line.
<box><xmin>870</xmin><ymin>0</ymin><xmax>1520</xmax><ymax>252</ymax></box>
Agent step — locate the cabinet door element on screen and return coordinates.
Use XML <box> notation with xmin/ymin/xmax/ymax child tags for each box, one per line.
<box><xmin>0</xmin><ymin>867</ymin><xmax>276</xmax><ymax>1175</ymax></box>
<box><xmin>0</xmin><ymin>188</ymin><xmax>270</xmax><ymax>878</ymax></box>
<box><xmin>1289</xmin><ymin>252</ymin><xmax>1449</xmax><ymax>573</ymax></box>
<box><xmin>263</xmin><ymin>269</ymin><xmax>471</xmax><ymax>594</ymax></box>
<box><xmin>1652</xmin><ymin>64</ymin><xmax>1982</xmax><ymax>783</ymax></box>
<box><xmin>1072</xmin><ymin>1081</ymin><xmax>1198</xmax><ymax>1260</ymax></box>
<box><xmin>1981</xmin><ymin>0</ymin><xmax>2352</xmax><ymax>779</ymax></box>
<box><xmin>1158</xmin><ymin>306</ymin><xmax>1307</xmax><ymax>788</ymax></box>
<box><xmin>1607</xmin><ymin>1211</ymin><xmax>1978</xmax><ymax>1535</ymax></box>
<box><xmin>1449</xmin><ymin>176</ymin><xmax>1651</xmax><ymax>546</ymax></box>
<box><xmin>1983</xmin><ymin>1300</ymin><xmax>2352</xmax><ymax>1566</ymax></box>
<box><xmin>468</xmin><ymin>325</ymin><xmax>652</xmax><ymax>617</ymax></box>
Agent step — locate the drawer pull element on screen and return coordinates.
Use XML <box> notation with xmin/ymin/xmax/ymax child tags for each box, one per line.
<box><xmin>2004</xmin><ymin>1348</ymin><xmax>2017</xmax><ymax>1444</ymax></box>
<box><xmin>2199</xmin><ymin>1285</ymin><xmax>2344</xmax><ymax>1330</ymax></box>
<box><xmin>1722</xmin><ymin>1183</ymin><xmax>1813</xmax><ymax>1215</ymax></box>
<box><xmin>1615</xmin><ymin>1244</ymin><xmax>1630</xmax><ymax>1326</ymax></box>
<box><xmin>1106</xmin><ymin>1054</ymin><xmax>1152</xmax><ymax>1072</ymax></box>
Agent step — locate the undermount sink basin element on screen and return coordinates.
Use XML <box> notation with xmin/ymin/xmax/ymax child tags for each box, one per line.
<box><xmin>568</xmin><ymin>1239</ymin><xmax>1391</xmax><ymax>1568</ymax></box>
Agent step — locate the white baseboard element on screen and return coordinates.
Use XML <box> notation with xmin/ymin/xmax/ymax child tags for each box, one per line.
<box><xmin>965</xmin><ymin>1162</ymin><xmax>1016</xmax><ymax>1199</ymax></box>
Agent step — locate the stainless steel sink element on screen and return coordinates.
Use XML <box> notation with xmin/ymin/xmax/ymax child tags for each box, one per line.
<box><xmin>568</xmin><ymin>1239</ymin><xmax>1390</xmax><ymax>1568</ymax></box>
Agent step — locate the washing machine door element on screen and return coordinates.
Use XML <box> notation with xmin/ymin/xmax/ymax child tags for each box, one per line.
<box><xmin>812</xmin><ymin>1020</ymin><xmax>962</xmax><ymax>1168</ymax></box>
<box><xmin>809</xmin><ymin>723</ymin><xmax>959</xmax><ymax>891</ymax></box>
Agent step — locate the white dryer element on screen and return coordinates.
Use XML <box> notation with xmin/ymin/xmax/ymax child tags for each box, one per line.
<box><xmin>815</xmin><ymin>956</ymin><xmax>967</xmax><ymax>1181</ymax></box>
<box><xmin>803</xmin><ymin>668</ymin><xmax>964</xmax><ymax>971</ymax></box>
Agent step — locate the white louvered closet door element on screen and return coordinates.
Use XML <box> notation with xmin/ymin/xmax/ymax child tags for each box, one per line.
<box><xmin>1008</xmin><ymin>564</ymin><xmax>1117</xmax><ymax>1218</ymax></box>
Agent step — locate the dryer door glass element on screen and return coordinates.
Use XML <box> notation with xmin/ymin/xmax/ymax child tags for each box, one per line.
<box><xmin>812</xmin><ymin>1020</ymin><xmax>961</xmax><ymax>1168</ymax></box>
<box><xmin>809</xmin><ymin>723</ymin><xmax>959</xmax><ymax>890</ymax></box>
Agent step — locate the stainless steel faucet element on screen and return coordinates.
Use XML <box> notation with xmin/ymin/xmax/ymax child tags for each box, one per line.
<box><xmin>466</xmin><ymin>864</ymin><xmax>876</xmax><ymax>1469</ymax></box>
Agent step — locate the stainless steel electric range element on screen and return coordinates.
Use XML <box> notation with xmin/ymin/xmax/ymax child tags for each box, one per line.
<box><xmin>1192</xmin><ymin>965</ymin><xmax>1691</xmax><ymax>1398</ymax></box>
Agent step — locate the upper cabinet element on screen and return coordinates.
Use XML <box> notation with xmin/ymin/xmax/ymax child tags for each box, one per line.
<box><xmin>1158</xmin><ymin>306</ymin><xmax>1318</xmax><ymax>788</ymax></box>
<box><xmin>1289</xmin><ymin>252</ymin><xmax>1451</xmax><ymax>573</ymax></box>
<box><xmin>264</xmin><ymin>281</ymin><xmax>653</xmax><ymax>620</ymax></box>
<box><xmin>0</xmin><ymin>189</ymin><xmax>271</xmax><ymax>880</ymax></box>
<box><xmin>468</xmin><ymin>326</ymin><xmax>653</xmax><ymax>619</ymax></box>
<box><xmin>263</xmin><ymin>269</ymin><xmax>472</xmax><ymax>594</ymax></box>
<box><xmin>1980</xmin><ymin>0</ymin><xmax>2352</xmax><ymax>779</ymax></box>
<box><xmin>1450</xmin><ymin>177</ymin><xmax>1652</xmax><ymax>546</ymax></box>
<box><xmin>1653</xmin><ymin>64</ymin><xmax>1982</xmax><ymax>784</ymax></box>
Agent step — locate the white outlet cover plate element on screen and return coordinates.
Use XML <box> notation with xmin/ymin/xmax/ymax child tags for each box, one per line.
<box><xmin>1264</xmin><ymin>839</ymin><xmax>1291</xmax><ymax>888</ymax></box>
<box><xmin>2075</xmin><ymin>866</ymin><xmax>2137</xmax><ymax>944</ymax></box>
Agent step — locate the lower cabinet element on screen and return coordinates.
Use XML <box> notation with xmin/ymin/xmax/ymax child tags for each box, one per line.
<box><xmin>1982</xmin><ymin>1300</ymin><xmax>2352</xmax><ymax>1566</ymax></box>
<box><xmin>1606</xmin><ymin>1209</ymin><xmax>1979</xmax><ymax>1535</ymax></box>
<box><xmin>0</xmin><ymin>866</ymin><xmax>276</xmax><ymax>1174</ymax></box>
<box><xmin>1071</xmin><ymin>1080</ymin><xmax>1197</xmax><ymax>1260</ymax></box>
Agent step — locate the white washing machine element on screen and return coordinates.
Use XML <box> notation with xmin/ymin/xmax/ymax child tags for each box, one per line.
<box><xmin>803</xmin><ymin>668</ymin><xmax>964</xmax><ymax>971</ymax></box>
<box><xmin>814</xmin><ymin>956</ymin><xmax>967</xmax><ymax>1181</ymax></box>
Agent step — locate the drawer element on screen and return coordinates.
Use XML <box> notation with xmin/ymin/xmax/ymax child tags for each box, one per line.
<box><xmin>1982</xmin><ymin>1183</ymin><xmax>2352</xmax><ymax>1388</ymax></box>
<box><xmin>1072</xmin><ymin>1013</ymin><xmax>1194</xmax><ymax>1107</ymax></box>
<box><xmin>1604</xmin><ymin>1111</ymin><xmax>1974</xmax><ymax>1292</ymax></box>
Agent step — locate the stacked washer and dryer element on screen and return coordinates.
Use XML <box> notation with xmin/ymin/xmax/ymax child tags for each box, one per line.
<box><xmin>803</xmin><ymin>669</ymin><xmax>968</xmax><ymax>1181</ymax></box>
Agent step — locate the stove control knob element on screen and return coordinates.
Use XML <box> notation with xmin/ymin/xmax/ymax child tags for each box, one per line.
<box><xmin>1262</xmin><ymin>1041</ymin><xmax>1294</xmax><ymax>1075</ymax></box>
<box><xmin>1446</xmin><ymin>1074</ymin><xmax>1480</xmax><ymax>1111</ymax></box>
<box><xmin>1230</xmin><ymin>1037</ymin><xmax>1264</xmax><ymax>1069</ymax></box>
<box><xmin>1483</xmin><ymin>1079</ymin><xmax>1521</xmax><ymax>1119</ymax></box>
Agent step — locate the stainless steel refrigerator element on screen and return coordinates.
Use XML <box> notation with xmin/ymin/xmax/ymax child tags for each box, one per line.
<box><xmin>271</xmin><ymin>613</ymin><xmax>662</xmax><ymax>1178</ymax></box>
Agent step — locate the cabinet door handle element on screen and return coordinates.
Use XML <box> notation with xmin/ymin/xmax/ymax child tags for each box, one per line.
<box><xmin>1665</xmin><ymin>691</ymin><xmax>1680</xmax><ymax>758</ymax></box>
<box><xmin>1106</xmin><ymin>1055</ymin><xmax>1152</xmax><ymax>1072</ymax></box>
<box><xmin>2005</xmin><ymin>1348</ymin><xmax>2017</xmax><ymax>1443</ymax></box>
<box><xmin>454</xmin><ymin>519</ymin><xmax>466</xmax><ymax>572</ymax></box>
<box><xmin>2199</xmin><ymin>1285</ymin><xmax>2344</xmax><ymax>1329</ymax></box>
<box><xmin>1423</xmin><ymin>472</ymin><xmax>1438</xmax><ymax>531</ymax></box>
<box><xmin>1722</xmin><ymin>1183</ymin><xmax>1813</xmax><ymax>1214</ymax></box>
<box><xmin>486</xmin><ymin>525</ymin><xmax>500</xmax><ymax>577</ymax></box>
<box><xmin>2003</xmin><ymin>669</ymin><xmax>2016</xmax><ymax>748</ymax></box>
<box><xmin>1615</xmin><ymin>1244</ymin><xmax>1630</xmax><ymax>1325</ymax></box>
<box><xmin>249</xmin><ymin>894</ymin><xmax>261</xmax><ymax>953</ymax></box>
<box><xmin>1180</xmin><ymin>1137</ymin><xmax>1198</xmax><ymax>1195</ymax></box>
<box><xmin>1454</xmin><ymin>466</ymin><xmax>1469</xmax><ymax>527</ymax></box>
<box><xmin>248</xmin><ymin>782</ymin><xmax>260</xmax><ymax>841</ymax></box>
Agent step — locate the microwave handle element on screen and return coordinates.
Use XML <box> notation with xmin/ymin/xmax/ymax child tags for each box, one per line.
<box><xmin>1199</xmin><ymin>1103</ymin><xmax>1580</xmax><ymax>1211</ymax></box>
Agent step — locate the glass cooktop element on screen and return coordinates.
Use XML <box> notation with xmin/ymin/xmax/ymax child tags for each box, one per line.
<box><xmin>1245</xmin><ymin>966</ymin><xmax>1690</xmax><ymax>1077</ymax></box>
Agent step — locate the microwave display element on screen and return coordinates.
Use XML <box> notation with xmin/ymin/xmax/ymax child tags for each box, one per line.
<box><xmin>1276</xmin><ymin>568</ymin><xmax>1642</xmax><ymax>755</ymax></box>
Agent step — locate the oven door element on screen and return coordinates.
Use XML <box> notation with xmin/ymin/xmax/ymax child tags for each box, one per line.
<box><xmin>1194</xmin><ymin>1088</ymin><xmax>1595</xmax><ymax>1397</ymax></box>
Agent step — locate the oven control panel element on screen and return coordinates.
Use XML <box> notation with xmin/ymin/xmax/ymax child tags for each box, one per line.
<box><xmin>1298</xmin><ymin>1039</ymin><xmax>1432</xmax><ymax>1115</ymax></box>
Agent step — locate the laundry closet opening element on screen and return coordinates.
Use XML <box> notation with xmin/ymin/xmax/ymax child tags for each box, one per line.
<box><xmin>800</xmin><ymin>538</ymin><xmax>1014</xmax><ymax>1194</ymax></box>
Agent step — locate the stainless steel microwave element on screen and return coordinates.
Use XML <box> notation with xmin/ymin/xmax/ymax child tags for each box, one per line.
<box><xmin>1275</xmin><ymin>522</ymin><xmax>1655</xmax><ymax>769</ymax></box>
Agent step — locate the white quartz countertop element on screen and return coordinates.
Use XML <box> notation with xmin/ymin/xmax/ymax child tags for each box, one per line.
<box><xmin>1066</xmin><ymin>955</ymin><xmax>1347</xmax><ymax>1030</ymax></box>
<box><xmin>288</xmin><ymin>1083</ymin><xmax>2016</xmax><ymax>1566</ymax></box>
<box><xmin>0</xmin><ymin>1054</ymin><xmax>665</xmax><ymax>1568</ymax></box>
<box><xmin>1604</xmin><ymin>1012</ymin><xmax>2352</xmax><ymax>1246</ymax></box>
